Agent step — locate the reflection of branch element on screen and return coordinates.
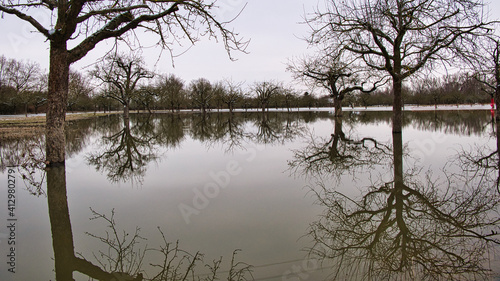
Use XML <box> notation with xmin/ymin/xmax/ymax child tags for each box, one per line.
<box><xmin>149</xmin><ymin>231</ymin><xmax>201</xmax><ymax>281</ymax></box>
<box><xmin>18</xmin><ymin>138</ymin><xmax>46</xmax><ymax>196</ymax></box>
<box><xmin>85</xmin><ymin>209</ymin><xmax>254</xmax><ymax>281</ymax></box>
<box><xmin>0</xmin><ymin>136</ymin><xmax>47</xmax><ymax>195</ymax></box>
<box><xmin>455</xmin><ymin>143</ymin><xmax>500</xmax><ymax>192</ymax></box>
<box><xmin>84</xmin><ymin>208</ymin><xmax>146</xmax><ymax>275</ymax></box>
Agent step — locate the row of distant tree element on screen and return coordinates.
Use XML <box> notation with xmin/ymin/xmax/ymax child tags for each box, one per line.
<box><xmin>0</xmin><ymin>54</ymin><xmax>491</xmax><ymax>115</ymax></box>
<box><xmin>354</xmin><ymin>74</ymin><xmax>491</xmax><ymax>108</ymax></box>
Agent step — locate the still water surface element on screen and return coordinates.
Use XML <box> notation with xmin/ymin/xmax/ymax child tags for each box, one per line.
<box><xmin>0</xmin><ymin>110</ymin><xmax>499</xmax><ymax>280</ymax></box>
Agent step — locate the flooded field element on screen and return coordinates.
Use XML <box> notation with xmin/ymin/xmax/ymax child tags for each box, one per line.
<box><xmin>1</xmin><ymin>110</ymin><xmax>499</xmax><ymax>280</ymax></box>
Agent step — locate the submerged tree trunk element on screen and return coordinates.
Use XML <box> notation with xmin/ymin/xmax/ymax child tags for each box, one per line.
<box><xmin>329</xmin><ymin>117</ymin><xmax>343</xmax><ymax>159</ymax></box>
<box><xmin>123</xmin><ymin>102</ymin><xmax>130</xmax><ymax>120</ymax></box>
<box><xmin>46</xmin><ymin>42</ymin><xmax>69</xmax><ymax>165</ymax></box>
<box><xmin>333</xmin><ymin>97</ymin><xmax>343</xmax><ymax>117</ymax></box>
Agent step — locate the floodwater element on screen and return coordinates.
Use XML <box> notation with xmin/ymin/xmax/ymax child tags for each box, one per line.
<box><xmin>1</xmin><ymin>110</ymin><xmax>499</xmax><ymax>280</ymax></box>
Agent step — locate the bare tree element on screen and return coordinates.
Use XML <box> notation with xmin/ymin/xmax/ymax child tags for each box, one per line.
<box><xmin>281</xmin><ymin>87</ymin><xmax>299</xmax><ymax>112</ymax></box>
<box><xmin>32</xmin><ymin>73</ymin><xmax>48</xmax><ymax>114</ymax></box>
<box><xmin>289</xmin><ymin>51</ymin><xmax>386</xmax><ymax>117</ymax></box>
<box><xmin>211</xmin><ymin>81</ymin><xmax>226</xmax><ymax>112</ymax></box>
<box><xmin>189</xmin><ymin>78</ymin><xmax>214</xmax><ymax>114</ymax></box>
<box><xmin>0</xmin><ymin>0</ymin><xmax>248</xmax><ymax>165</ymax></box>
<box><xmin>253</xmin><ymin>81</ymin><xmax>281</xmax><ymax>112</ymax></box>
<box><xmin>0</xmin><ymin>56</ymin><xmax>35</xmax><ymax>114</ymax></box>
<box><xmin>91</xmin><ymin>53</ymin><xmax>154</xmax><ymax>120</ymax></box>
<box><xmin>68</xmin><ymin>70</ymin><xmax>93</xmax><ymax>112</ymax></box>
<box><xmin>7</xmin><ymin>59</ymin><xmax>42</xmax><ymax>116</ymax></box>
<box><xmin>155</xmin><ymin>74</ymin><xmax>185</xmax><ymax>112</ymax></box>
<box><xmin>306</xmin><ymin>0</ymin><xmax>493</xmax><ymax>132</ymax></box>
<box><xmin>134</xmin><ymin>85</ymin><xmax>158</xmax><ymax>114</ymax></box>
<box><xmin>222</xmin><ymin>79</ymin><xmax>244</xmax><ymax>113</ymax></box>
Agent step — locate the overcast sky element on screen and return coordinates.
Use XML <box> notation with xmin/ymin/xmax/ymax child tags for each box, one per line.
<box><xmin>0</xmin><ymin>0</ymin><xmax>499</xmax><ymax>91</ymax></box>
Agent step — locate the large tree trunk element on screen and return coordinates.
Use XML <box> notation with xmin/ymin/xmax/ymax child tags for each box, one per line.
<box><xmin>46</xmin><ymin>42</ymin><xmax>69</xmax><ymax>165</ymax></box>
<box><xmin>392</xmin><ymin>77</ymin><xmax>403</xmax><ymax>133</ymax></box>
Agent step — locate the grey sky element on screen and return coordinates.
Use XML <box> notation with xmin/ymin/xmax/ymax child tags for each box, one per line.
<box><xmin>0</xmin><ymin>0</ymin><xmax>499</xmax><ymax>91</ymax></box>
<box><xmin>0</xmin><ymin>0</ymin><xmax>313</xmax><ymax>89</ymax></box>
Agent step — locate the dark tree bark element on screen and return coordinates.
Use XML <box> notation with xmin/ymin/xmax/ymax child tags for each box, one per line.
<box><xmin>46</xmin><ymin>41</ymin><xmax>69</xmax><ymax>164</ymax></box>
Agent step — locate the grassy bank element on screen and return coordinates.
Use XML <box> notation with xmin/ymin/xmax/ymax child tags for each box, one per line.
<box><xmin>0</xmin><ymin>112</ymin><xmax>117</xmax><ymax>140</ymax></box>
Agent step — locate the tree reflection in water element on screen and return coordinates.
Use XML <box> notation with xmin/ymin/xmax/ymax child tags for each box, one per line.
<box><xmin>289</xmin><ymin>116</ymin><xmax>391</xmax><ymax>181</ymax></box>
<box><xmin>291</xmin><ymin>116</ymin><xmax>500</xmax><ymax>280</ymax></box>
<box><xmin>87</xmin><ymin>115</ymin><xmax>161</xmax><ymax>184</ymax></box>
<box><xmin>86</xmin><ymin>113</ymin><xmax>306</xmax><ymax>184</ymax></box>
